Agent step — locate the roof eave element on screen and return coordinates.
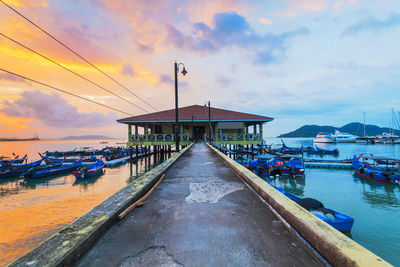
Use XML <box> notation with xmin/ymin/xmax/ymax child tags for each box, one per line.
<box><xmin>117</xmin><ymin>118</ymin><xmax>273</xmax><ymax>124</ymax></box>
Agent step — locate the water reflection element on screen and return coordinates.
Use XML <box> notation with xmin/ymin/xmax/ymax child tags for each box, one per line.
<box><xmin>269</xmin><ymin>176</ymin><xmax>306</xmax><ymax>197</ymax></box>
<box><xmin>352</xmin><ymin>174</ymin><xmax>400</xmax><ymax>208</ymax></box>
<box><xmin>0</xmin><ymin>179</ymin><xmax>24</xmax><ymax>197</ymax></box>
<box><xmin>0</xmin><ymin>139</ymin><xmax>172</xmax><ymax>266</ymax></box>
<box><xmin>20</xmin><ymin>175</ymin><xmax>70</xmax><ymax>189</ymax></box>
<box><xmin>72</xmin><ymin>171</ymin><xmax>105</xmax><ymax>190</ymax></box>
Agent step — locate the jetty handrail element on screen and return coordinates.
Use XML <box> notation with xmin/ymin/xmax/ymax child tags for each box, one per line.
<box><xmin>132</xmin><ymin>133</ymin><xmax>189</xmax><ymax>143</ymax></box>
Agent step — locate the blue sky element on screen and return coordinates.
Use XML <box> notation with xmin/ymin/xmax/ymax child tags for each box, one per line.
<box><xmin>0</xmin><ymin>0</ymin><xmax>399</xmax><ymax>138</ymax></box>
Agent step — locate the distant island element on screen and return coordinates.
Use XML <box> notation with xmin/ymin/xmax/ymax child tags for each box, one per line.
<box><xmin>0</xmin><ymin>137</ymin><xmax>40</xmax><ymax>142</ymax></box>
<box><xmin>60</xmin><ymin>135</ymin><xmax>114</xmax><ymax>140</ymax></box>
<box><xmin>278</xmin><ymin>122</ymin><xmax>400</xmax><ymax>138</ymax></box>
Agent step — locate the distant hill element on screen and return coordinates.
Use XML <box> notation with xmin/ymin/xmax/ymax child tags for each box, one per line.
<box><xmin>278</xmin><ymin>122</ymin><xmax>400</xmax><ymax>137</ymax></box>
<box><xmin>61</xmin><ymin>135</ymin><xmax>114</xmax><ymax>140</ymax></box>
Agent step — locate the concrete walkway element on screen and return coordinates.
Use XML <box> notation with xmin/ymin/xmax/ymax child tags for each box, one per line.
<box><xmin>77</xmin><ymin>143</ymin><xmax>320</xmax><ymax>267</ymax></box>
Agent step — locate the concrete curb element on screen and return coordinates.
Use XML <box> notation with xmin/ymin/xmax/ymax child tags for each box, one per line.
<box><xmin>10</xmin><ymin>144</ymin><xmax>193</xmax><ymax>267</ymax></box>
<box><xmin>207</xmin><ymin>143</ymin><xmax>391</xmax><ymax>267</ymax></box>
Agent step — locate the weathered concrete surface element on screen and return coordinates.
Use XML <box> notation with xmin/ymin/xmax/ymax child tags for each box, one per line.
<box><xmin>208</xmin><ymin>144</ymin><xmax>391</xmax><ymax>267</ymax></box>
<box><xmin>77</xmin><ymin>143</ymin><xmax>321</xmax><ymax>267</ymax></box>
<box><xmin>9</xmin><ymin>144</ymin><xmax>192</xmax><ymax>267</ymax></box>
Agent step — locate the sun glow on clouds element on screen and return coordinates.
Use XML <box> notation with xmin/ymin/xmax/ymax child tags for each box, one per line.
<box><xmin>0</xmin><ymin>0</ymin><xmax>398</xmax><ymax>138</ymax></box>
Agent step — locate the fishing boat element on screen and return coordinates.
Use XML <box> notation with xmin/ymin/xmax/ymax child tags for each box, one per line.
<box><xmin>0</xmin><ymin>154</ymin><xmax>27</xmax><ymax>165</ymax></box>
<box><xmin>351</xmin><ymin>155</ymin><xmax>399</xmax><ymax>184</ymax></box>
<box><xmin>43</xmin><ymin>155</ymin><xmax>98</xmax><ymax>164</ymax></box>
<box><xmin>313</xmin><ymin>133</ymin><xmax>335</xmax><ymax>143</ymax></box>
<box><xmin>73</xmin><ymin>159</ymin><xmax>105</xmax><ymax>179</ymax></box>
<box><xmin>332</xmin><ymin>130</ymin><xmax>356</xmax><ymax>143</ymax></box>
<box><xmin>275</xmin><ymin>187</ymin><xmax>354</xmax><ymax>232</ymax></box>
<box><xmin>271</xmin><ymin>140</ymin><xmax>304</xmax><ymax>155</ymax></box>
<box><xmin>279</xmin><ymin>156</ymin><xmax>305</xmax><ymax>177</ymax></box>
<box><xmin>0</xmin><ymin>159</ymin><xmax>43</xmax><ymax>179</ymax></box>
<box><xmin>305</xmin><ymin>145</ymin><xmax>339</xmax><ymax>155</ymax></box>
<box><xmin>26</xmin><ymin>159</ymin><xmax>82</xmax><ymax>179</ymax></box>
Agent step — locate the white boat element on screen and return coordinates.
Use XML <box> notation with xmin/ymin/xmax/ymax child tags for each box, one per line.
<box><xmin>333</xmin><ymin>130</ymin><xmax>356</xmax><ymax>143</ymax></box>
<box><xmin>375</xmin><ymin>133</ymin><xmax>400</xmax><ymax>144</ymax></box>
<box><xmin>313</xmin><ymin>132</ymin><xmax>335</xmax><ymax>143</ymax></box>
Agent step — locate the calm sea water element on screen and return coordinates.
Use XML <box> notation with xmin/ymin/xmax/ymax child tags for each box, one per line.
<box><xmin>266</xmin><ymin>138</ymin><xmax>400</xmax><ymax>266</ymax></box>
<box><xmin>0</xmin><ymin>139</ymin><xmax>169</xmax><ymax>266</ymax></box>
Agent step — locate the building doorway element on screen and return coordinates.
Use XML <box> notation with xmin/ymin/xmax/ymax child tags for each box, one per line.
<box><xmin>193</xmin><ymin>126</ymin><xmax>205</xmax><ymax>140</ymax></box>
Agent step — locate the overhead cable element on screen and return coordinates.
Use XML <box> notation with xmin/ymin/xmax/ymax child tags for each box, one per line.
<box><xmin>0</xmin><ymin>32</ymin><xmax>150</xmax><ymax>113</ymax></box>
<box><xmin>0</xmin><ymin>68</ymin><xmax>132</xmax><ymax>116</ymax></box>
<box><xmin>0</xmin><ymin>0</ymin><xmax>158</xmax><ymax>112</ymax></box>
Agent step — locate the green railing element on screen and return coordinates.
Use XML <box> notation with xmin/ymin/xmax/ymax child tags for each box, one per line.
<box><xmin>217</xmin><ymin>133</ymin><xmax>260</xmax><ymax>141</ymax></box>
<box><xmin>131</xmin><ymin>134</ymin><xmax>189</xmax><ymax>143</ymax></box>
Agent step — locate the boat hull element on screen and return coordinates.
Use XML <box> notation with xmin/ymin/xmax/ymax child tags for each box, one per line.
<box><xmin>354</xmin><ymin>171</ymin><xmax>392</xmax><ymax>184</ymax></box>
<box><xmin>27</xmin><ymin>164</ymin><xmax>81</xmax><ymax>179</ymax></box>
<box><xmin>282</xmin><ymin>191</ymin><xmax>354</xmax><ymax>232</ymax></box>
<box><xmin>73</xmin><ymin>161</ymin><xmax>105</xmax><ymax>179</ymax></box>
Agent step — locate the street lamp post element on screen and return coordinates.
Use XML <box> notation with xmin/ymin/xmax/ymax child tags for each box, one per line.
<box><xmin>174</xmin><ymin>62</ymin><xmax>187</xmax><ymax>152</ymax></box>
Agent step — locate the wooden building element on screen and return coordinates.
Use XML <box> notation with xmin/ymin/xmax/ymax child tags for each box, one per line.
<box><xmin>117</xmin><ymin>105</ymin><xmax>273</xmax><ymax>147</ymax></box>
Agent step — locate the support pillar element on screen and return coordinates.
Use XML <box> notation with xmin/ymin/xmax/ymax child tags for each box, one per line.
<box><xmin>128</xmin><ymin>124</ymin><xmax>132</xmax><ymax>142</ymax></box>
<box><xmin>215</xmin><ymin>123</ymin><xmax>218</xmax><ymax>142</ymax></box>
<box><xmin>145</xmin><ymin>123</ymin><xmax>148</xmax><ymax>142</ymax></box>
<box><xmin>242</xmin><ymin>123</ymin><xmax>246</xmax><ymax>141</ymax></box>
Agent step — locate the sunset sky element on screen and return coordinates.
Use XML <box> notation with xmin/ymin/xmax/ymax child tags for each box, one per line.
<box><xmin>0</xmin><ymin>0</ymin><xmax>399</xmax><ymax>139</ymax></box>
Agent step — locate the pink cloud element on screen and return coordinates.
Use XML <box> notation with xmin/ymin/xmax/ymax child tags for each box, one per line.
<box><xmin>1</xmin><ymin>90</ymin><xmax>117</xmax><ymax>128</ymax></box>
<box><xmin>276</xmin><ymin>0</ymin><xmax>357</xmax><ymax>17</ymax></box>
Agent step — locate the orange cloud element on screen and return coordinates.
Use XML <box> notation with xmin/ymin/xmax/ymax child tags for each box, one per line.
<box><xmin>2</xmin><ymin>0</ymin><xmax>47</xmax><ymax>8</ymax></box>
<box><xmin>259</xmin><ymin>18</ymin><xmax>272</xmax><ymax>25</ymax></box>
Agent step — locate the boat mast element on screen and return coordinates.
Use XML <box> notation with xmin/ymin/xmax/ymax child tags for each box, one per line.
<box><xmin>363</xmin><ymin>112</ymin><xmax>366</xmax><ymax>136</ymax></box>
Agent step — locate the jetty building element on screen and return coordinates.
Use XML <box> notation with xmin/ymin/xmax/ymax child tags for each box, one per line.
<box><xmin>117</xmin><ymin>104</ymin><xmax>273</xmax><ymax>147</ymax></box>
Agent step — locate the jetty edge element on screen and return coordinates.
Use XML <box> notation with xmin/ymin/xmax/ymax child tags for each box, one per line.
<box><xmin>207</xmin><ymin>143</ymin><xmax>391</xmax><ymax>267</ymax></box>
<box><xmin>9</xmin><ymin>144</ymin><xmax>192</xmax><ymax>267</ymax></box>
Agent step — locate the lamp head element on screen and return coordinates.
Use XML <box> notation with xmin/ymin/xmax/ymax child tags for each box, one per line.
<box><xmin>181</xmin><ymin>67</ymin><xmax>187</xmax><ymax>76</ymax></box>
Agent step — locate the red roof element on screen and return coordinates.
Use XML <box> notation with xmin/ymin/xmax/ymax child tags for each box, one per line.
<box><xmin>117</xmin><ymin>105</ymin><xmax>273</xmax><ymax>123</ymax></box>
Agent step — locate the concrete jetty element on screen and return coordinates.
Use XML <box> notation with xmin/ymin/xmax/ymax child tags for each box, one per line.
<box><xmin>12</xmin><ymin>142</ymin><xmax>390</xmax><ymax>266</ymax></box>
<box><xmin>77</xmin><ymin>143</ymin><xmax>320</xmax><ymax>266</ymax></box>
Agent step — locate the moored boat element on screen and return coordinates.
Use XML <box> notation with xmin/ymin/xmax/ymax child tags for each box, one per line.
<box><xmin>313</xmin><ymin>132</ymin><xmax>335</xmax><ymax>143</ymax></box>
<box><xmin>351</xmin><ymin>155</ymin><xmax>399</xmax><ymax>184</ymax></box>
<box><xmin>305</xmin><ymin>145</ymin><xmax>339</xmax><ymax>155</ymax></box>
<box><xmin>275</xmin><ymin>187</ymin><xmax>354</xmax><ymax>232</ymax></box>
<box><xmin>26</xmin><ymin>159</ymin><xmax>82</xmax><ymax>179</ymax></box>
<box><xmin>279</xmin><ymin>156</ymin><xmax>305</xmax><ymax>177</ymax></box>
<box><xmin>332</xmin><ymin>130</ymin><xmax>356</xmax><ymax>143</ymax></box>
<box><xmin>0</xmin><ymin>159</ymin><xmax>43</xmax><ymax>179</ymax></box>
<box><xmin>73</xmin><ymin>159</ymin><xmax>105</xmax><ymax>179</ymax></box>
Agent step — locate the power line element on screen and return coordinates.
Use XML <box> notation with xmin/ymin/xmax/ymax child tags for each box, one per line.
<box><xmin>0</xmin><ymin>68</ymin><xmax>133</xmax><ymax>116</ymax></box>
<box><xmin>0</xmin><ymin>32</ymin><xmax>150</xmax><ymax>113</ymax></box>
<box><xmin>0</xmin><ymin>1</ymin><xmax>177</xmax><ymax>133</ymax></box>
<box><xmin>0</xmin><ymin>0</ymin><xmax>158</xmax><ymax>112</ymax></box>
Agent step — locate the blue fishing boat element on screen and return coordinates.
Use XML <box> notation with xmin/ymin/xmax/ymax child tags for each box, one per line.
<box><xmin>279</xmin><ymin>156</ymin><xmax>305</xmax><ymax>177</ymax></box>
<box><xmin>0</xmin><ymin>154</ymin><xmax>28</xmax><ymax>166</ymax></box>
<box><xmin>73</xmin><ymin>160</ymin><xmax>105</xmax><ymax>179</ymax></box>
<box><xmin>0</xmin><ymin>159</ymin><xmax>43</xmax><ymax>179</ymax></box>
<box><xmin>305</xmin><ymin>145</ymin><xmax>339</xmax><ymax>155</ymax></box>
<box><xmin>274</xmin><ymin>186</ymin><xmax>354</xmax><ymax>232</ymax></box>
<box><xmin>352</xmin><ymin>155</ymin><xmax>400</xmax><ymax>185</ymax></box>
<box><xmin>26</xmin><ymin>159</ymin><xmax>82</xmax><ymax>179</ymax></box>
